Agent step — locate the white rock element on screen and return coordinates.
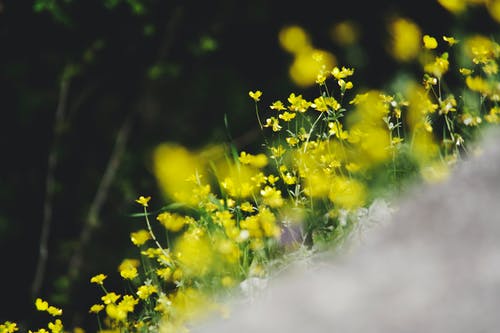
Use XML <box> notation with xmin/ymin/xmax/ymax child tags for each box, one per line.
<box><xmin>193</xmin><ymin>129</ymin><xmax>500</xmax><ymax>333</ymax></box>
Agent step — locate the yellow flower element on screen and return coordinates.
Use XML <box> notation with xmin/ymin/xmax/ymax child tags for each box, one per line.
<box><xmin>286</xmin><ymin>136</ymin><xmax>299</xmax><ymax>146</ymax></box>
<box><xmin>459</xmin><ymin>68</ymin><xmax>473</xmax><ymax>76</ymax></box>
<box><xmin>424</xmin><ymin>119</ymin><xmax>433</xmax><ymax>133</ymax></box>
<box><xmin>156</xmin><ymin>267</ymin><xmax>173</xmax><ymax>281</ymax></box>
<box><xmin>328</xmin><ymin>122</ymin><xmax>349</xmax><ymax>140</ymax></box>
<box><xmin>137</xmin><ymin>284</ymin><xmax>158</xmax><ymax>300</ymax></box>
<box><xmin>119</xmin><ymin>259</ymin><xmax>140</xmax><ymax>280</ymax></box>
<box><xmin>331</xmin><ymin>66</ymin><xmax>354</xmax><ymax>79</ymax></box>
<box><xmin>117</xmin><ymin>295</ymin><xmax>138</xmax><ymax>313</ymax></box>
<box><xmin>101</xmin><ymin>292</ymin><xmax>121</xmax><ymax>305</ymax></box>
<box><xmin>312</xmin><ymin>96</ymin><xmax>340</xmax><ymax>112</ymax></box>
<box><xmin>130</xmin><ymin>229</ymin><xmax>151</xmax><ymax>246</ymax></box>
<box><xmin>47</xmin><ymin>306</ymin><xmax>62</xmax><ymax>317</ymax></box>
<box><xmin>157</xmin><ymin>212</ymin><xmax>191</xmax><ymax>232</ymax></box>
<box><xmin>240</xmin><ymin>201</ymin><xmax>254</xmax><ymax>212</ymax></box>
<box><xmin>391</xmin><ymin>137</ymin><xmax>404</xmax><ymax>146</ymax></box>
<box><xmin>0</xmin><ymin>321</ymin><xmax>18</xmax><ymax>333</ymax></box>
<box><xmin>141</xmin><ymin>247</ymin><xmax>163</xmax><ymax>258</ymax></box>
<box><xmin>270</xmin><ymin>100</ymin><xmax>286</xmax><ymax>111</ymax></box>
<box><xmin>135</xmin><ymin>195</ymin><xmax>151</xmax><ymax>207</ymax></box>
<box><xmin>278</xmin><ymin>111</ymin><xmax>296</xmax><ymax>121</ymax></box>
<box><xmin>269</xmin><ymin>145</ymin><xmax>286</xmax><ymax>158</ymax></box>
<box><xmin>443</xmin><ymin>35</ymin><xmax>459</xmax><ymax>46</ymax></box>
<box><xmin>259</xmin><ymin>208</ymin><xmax>281</xmax><ymax>238</ymax></box>
<box><xmin>249</xmin><ymin>90</ymin><xmax>262</xmax><ymax>102</ymax></box>
<box><xmin>338</xmin><ymin>79</ymin><xmax>353</xmax><ymax>91</ymax></box>
<box><xmin>482</xmin><ymin>59</ymin><xmax>498</xmax><ymax>75</ymax></box>
<box><xmin>89</xmin><ymin>304</ymin><xmax>104</xmax><ymax>314</ymax></box>
<box><xmin>287</xmin><ymin>93</ymin><xmax>311</xmax><ymax>112</ymax></box>
<box><xmin>315</xmin><ymin>73</ymin><xmax>327</xmax><ymax>85</ymax></box>
<box><xmin>264</xmin><ymin>117</ymin><xmax>282</xmax><ymax>132</ymax></box>
<box><xmin>282</xmin><ymin>172</ymin><xmax>297</xmax><ymax>185</ymax></box>
<box><xmin>90</xmin><ymin>273</ymin><xmax>107</xmax><ymax>285</ymax></box>
<box><xmin>424</xmin><ymin>53</ymin><xmax>449</xmax><ymax>77</ymax></box>
<box><xmin>485</xmin><ymin>106</ymin><xmax>500</xmax><ymax>123</ymax></box>
<box><xmin>105</xmin><ymin>304</ymin><xmax>127</xmax><ymax>322</ymax></box>
<box><xmin>35</xmin><ymin>298</ymin><xmax>49</xmax><ymax>311</ymax></box>
<box><xmin>238</xmin><ymin>151</ymin><xmax>268</xmax><ymax>168</ymax></box>
<box><xmin>260</xmin><ymin>186</ymin><xmax>284</xmax><ymax>207</ymax></box>
<box><xmin>423</xmin><ymin>35</ymin><xmax>438</xmax><ymax>49</ymax></box>
<box><xmin>466</xmin><ymin>76</ymin><xmax>490</xmax><ymax>94</ymax></box>
<box><xmin>465</xmin><ymin>35</ymin><xmax>500</xmax><ymax>65</ymax></box>
<box><xmin>439</xmin><ymin>95</ymin><xmax>457</xmax><ymax>115</ymax></box>
<box><xmin>48</xmin><ymin>320</ymin><xmax>63</xmax><ymax>333</ymax></box>
<box><xmin>267</xmin><ymin>174</ymin><xmax>279</xmax><ymax>185</ymax></box>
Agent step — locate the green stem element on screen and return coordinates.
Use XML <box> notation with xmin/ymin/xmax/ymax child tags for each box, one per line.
<box><xmin>255</xmin><ymin>103</ymin><xmax>263</xmax><ymax>130</ymax></box>
<box><xmin>303</xmin><ymin>112</ymin><xmax>324</xmax><ymax>152</ymax></box>
<box><xmin>143</xmin><ymin>207</ymin><xmax>172</xmax><ymax>268</ymax></box>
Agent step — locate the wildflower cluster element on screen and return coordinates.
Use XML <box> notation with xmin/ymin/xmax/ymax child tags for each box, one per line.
<box><xmin>4</xmin><ymin>5</ymin><xmax>500</xmax><ymax>333</ymax></box>
<box><xmin>83</xmin><ymin>31</ymin><xmax>500</xmax><ymax>332</ymax></box>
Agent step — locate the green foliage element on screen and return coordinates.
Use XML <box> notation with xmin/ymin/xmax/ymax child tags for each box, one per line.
<box><xmin>33</xmin><ymin>0</ymin><xmax>73</xmax><ymax>25</ymax></box>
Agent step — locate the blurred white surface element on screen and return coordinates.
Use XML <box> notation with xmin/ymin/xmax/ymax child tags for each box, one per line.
<box><xmin>193</xmin><ymin>129</ymin><xmax>500</xmax><ymax>333</ymax></box>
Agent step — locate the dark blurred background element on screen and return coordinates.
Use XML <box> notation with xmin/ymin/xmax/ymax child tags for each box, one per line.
<box><xmin>0</xmin><ymin>0</ymin><xmax>497</xmax><ymax>330</ymax></box>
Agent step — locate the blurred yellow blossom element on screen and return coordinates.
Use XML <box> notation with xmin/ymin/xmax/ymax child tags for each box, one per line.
<box><xmin>424</xmin><ymin>53</ymin><xmax>449</xmax><ymax>77</ymax></box>
<box><xmin>330</xmin><ymin>20</ymin><xmax>360</xmax><ymax>46</ymax></box>
<box><xmin>278</xmin><ymin>25</ymin><xmax>311</xmax><ymax>53</ymax></box>
<box><xmin>239</xmin><ymin>152</ymin><xmax>268</xmax><ymax>168</ymax></box>
<box><xmin>118</xmin><ymin>259</ymin><xmax>139</xmax><ymax>280</ymax></box>
<box><xmin>487</xmin><ymin>0</ymin><xmax>500</xmax><ymax>22</ymax></box>
<box><xmin>388</xmin><ymin>17</ymin><xmax>422</xmax><ymax>62</ymax></box>
<box><xmin>437</xmin><ymin>0</ymin><xmax>467</xmax><ymax>13</ymax></box>
<box><xmin>443</xmin><ymin>35</ymin><xmax>459</xmax><ymax>46</ymax></box>
<box><xmin>289</xmin><ymin>49</ymin><xmax>337</xmax><ymax>87</ymax></box>
<box><xmin>89</xmin><ymin>304</ymin><xmax>104</xmax><ymax>314</ymax></box>
<box><xmin>157</xmin><ymin>212</ymin><xmax>191</xmax><ymax>232</ymax></box>
<box><xmin>174</xmin><ymin>227</ymin><xmax>214</xmax><ymax>277</ymax></box>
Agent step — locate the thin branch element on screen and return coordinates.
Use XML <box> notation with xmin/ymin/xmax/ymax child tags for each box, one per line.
<box><xmin>67</xmin><ymin>113</ymin><xmax>133</xmax><ymax>280</ymax></box>
<box><xmin>66</xmin><ymin>4</ymin><xmax>185</xmax><ymax>283</ymax></box>
<box><xmin>32</xmin><ymin>77</ymin><xmax>71</xmax><ymax>297</ymax></box>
